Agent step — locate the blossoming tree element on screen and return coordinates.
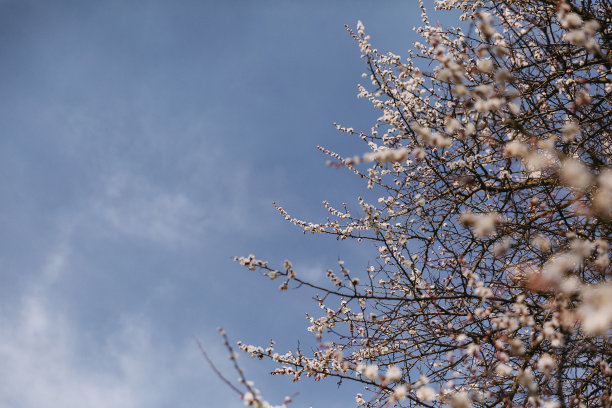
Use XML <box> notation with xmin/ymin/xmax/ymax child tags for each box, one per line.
<box><xmin>216</xmin><ymin>1</ymin><xmax>612</xmax><ymax>407</ymax></box>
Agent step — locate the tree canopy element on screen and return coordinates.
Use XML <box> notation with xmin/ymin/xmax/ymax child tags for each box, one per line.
<box><xmin>218</xmin><ymin>1</ymin><xmax>612</xmax><ymax>407</ymax></box>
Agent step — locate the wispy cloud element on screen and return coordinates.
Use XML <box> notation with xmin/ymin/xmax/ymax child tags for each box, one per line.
<box><xmin>0</xmin><ymin>279</ymin><xmax>244</xmax><ymax>408</ymax></box>
<box><xmin>91</xmin><ymin>172</ymin><xmax>205</xmax><ymax>246</ymax></box>
<box><xmin>293</xmin><ymin>261</ymin><xmax>326</xmax><ymax>283</ymax></box>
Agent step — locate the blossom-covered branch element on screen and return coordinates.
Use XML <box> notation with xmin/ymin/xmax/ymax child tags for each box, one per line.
<box><xmin>232</xmin><ymin>1</ymin><xmax>612</xmax><ymax>407</ymax></box>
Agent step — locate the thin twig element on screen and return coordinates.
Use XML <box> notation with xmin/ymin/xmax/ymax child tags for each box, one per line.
<box><xmin>194</xmin><ymin>336</ymin><xmax>243</xmax><ymax>396</ymax></box>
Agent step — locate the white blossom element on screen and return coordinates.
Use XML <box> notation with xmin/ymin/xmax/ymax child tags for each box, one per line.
<box><xmin>384</xmin><ymin>365</ymin><xmax>402</xmax><ymax>382</ymax></box>
<box><xmin>363</xmin><ymin>364</ymin><xmax>379</xmax><ymax>380</ymax></box>
<box><xmin>476</xmin><ymin>59</ymin><xmax>493</xmax><ymax>73</ymax></box>
<box><xmin>449</xmin><ymin>392</ymin><xmax>472</xmax><ymax>408</ymax></box>
<box><xmin>560</xmin><ymin>12</ymin><xmax>583</xmax><ymax>29</ymax></box>
<box><xmin>496</xmin><ymin>363</ymin><xmax>513</xmax><ymax>377</ymax></box>
<box><xmin>560</xmin><ymin>159</ymin><xmax>593</xmax><ymax>190</ymax></box>
<box><xmin>392</xmin><ymin>384</ymin><xmax>408</xmax><ymax>400</ymax></box>
<box><xmin>536</xmin><ymin>353</ymin><xmax>556</xmax><ymax>375</ymax></box>
<box><xmin>416</xmin><ymin>386</ymin><xmax>436</xmax><ymax>402</ymax></box>
<box><xmin>578</xmin><ymin>283</ymin><xmax>612</xmax><ymax>335</ymax></box>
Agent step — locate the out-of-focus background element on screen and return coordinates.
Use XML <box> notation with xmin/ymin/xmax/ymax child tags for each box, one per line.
<box><xmin>0</xmin><ymin>1</ymin><xmax>445</xmax><ymax>406</ymax></box>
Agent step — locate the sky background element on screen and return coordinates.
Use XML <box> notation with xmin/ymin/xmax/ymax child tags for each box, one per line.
<box><xmin>0</xmin><ymin>1</ymin><xmax>454</xmax><ymax>407</ymax></box>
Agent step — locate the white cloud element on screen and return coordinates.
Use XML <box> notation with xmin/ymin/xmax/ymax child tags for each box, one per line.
<box><xmin>91</xmin><ymin>172</ymin><xmax>205</xmax><ymax>246</ymax></box>
<box><xmin>0</xmin><ymin>269</ymin><xmax>244</xmax><ymax>408</ymax></box>
<box><xmin>0</xmin><ymin>295</ymin><xmax>137</xmax><ymax>407</ymax></box>
<box><xmin>294</xmin><ymin>262</ymin><xmax>326</xmax><ymax>283</ymax></box>
<box><xmin>85</xmin><ymin>164</ymin><xmax>285</xmax><ymax>248</ymax></box>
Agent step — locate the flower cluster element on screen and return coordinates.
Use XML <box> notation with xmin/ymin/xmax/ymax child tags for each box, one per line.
<box><xmin>229</xmin><ymin>1</ymin><xmax>612</xmax><ymax>407</ymax></box>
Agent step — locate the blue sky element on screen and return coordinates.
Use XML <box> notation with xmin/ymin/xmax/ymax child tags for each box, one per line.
<box><xmin>0</xmin><ymin>1</ymin><xmax>453</xmax><ymax>406</ymax></box>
